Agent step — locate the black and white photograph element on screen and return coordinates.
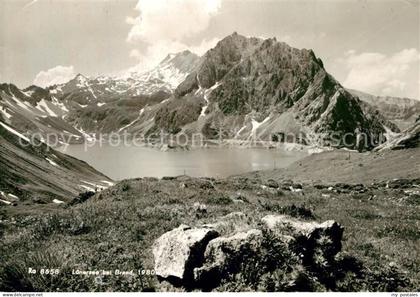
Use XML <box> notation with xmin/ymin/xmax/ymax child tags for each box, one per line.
<box><xmin>0</xmin><ymin>0</ymin><xmax>419</xmax><ymax>294</ymax></box>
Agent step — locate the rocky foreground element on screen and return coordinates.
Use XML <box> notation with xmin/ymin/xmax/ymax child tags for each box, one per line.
<box><xmin>0</xmin><ymin>163</ymin><xmax>419</xmax><ymax>291</ymax></box>
<box><xmin>153</xmin><ymin>212</ymin><xmax>344</xmax><ymax>291</ymax></box>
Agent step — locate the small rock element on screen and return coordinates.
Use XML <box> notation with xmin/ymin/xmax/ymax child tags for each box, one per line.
<box><xmin>230</xmin><ymin>192</ymin><xmax>249</xmax><ymax>203</ymax></box>
<box><xmin>264</xmin><ymin>179</ymin><xmax>279</xmax><ymax>189</ymax></box>
<box><xmin>260</xmin><ymin>185</ymin><xmax>280</xmax><ymax>195</ymax></box>
<box><xmin>404</xmin><ymin>189</ymin><xmax>420</xmax><ymax>196</ymax></box>
<box><xmin>293</xmin><ymin>183</ymin><xmax>303</xmax><ymax>189</ymax></box>
<box><xmin>388</xmin><ymin>261</ymin><xmax>397</xmax><ymax>267</ymax></box>
<box><xmin>232</xmin><ymin>199</ymin><xmax>244</xmax><ymax>204</ymax></box>
<box><xmin>289</xmin><ymin>186</ymin><xmax>303</xmax><ymax>193</ymax></box>
<box><xmin>193</xmin><ymin>202</ymin><xmax>207</xmax><ymax>211</ymax></box>
<box><xmin>193</xmin><ymin>202</ymin><xmax>207</xmax><ymax>217</ymax></box>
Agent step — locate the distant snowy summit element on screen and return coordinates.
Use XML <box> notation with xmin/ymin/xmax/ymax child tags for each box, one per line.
<box><xmin>48</xmin><ymin>50</ymin><xmax>200</xmax><ymax>101</ymax></box>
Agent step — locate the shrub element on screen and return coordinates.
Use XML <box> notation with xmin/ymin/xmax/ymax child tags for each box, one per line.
<box><xmin>121</xmin><ymin>182</ymin><xmax>131</xmax><ymax>192</ymax></box>
<box><xmin>69</xmin><ymin>191</ymin><xmax>95</xmax><ymax>206</ymax></box>
<box><xmin>261</xmin><ymin>203</ymin><xmax>315</xmax><ymax>220</ymax></box>
<box><xmin>406</xmin><ymin>194</ymin><xmax>420</xmax><ymax>205</ymax></box>
<box><xmin>351</xmin><ymin>209</ymin><xmax>382</xmax><ymax>220</ymax></box>
<box><xmin>30</xmin><ymin>213</ymin><xmax>91</xmax><ymax>240</ymax></box>
<box><xmin>335</xmin><ymin>264</ymin><xmax>412</xmax><ymax>292</ymax></box>
<box><xmin>376</xmin><ymin>225</ymin><xmax>420</xmax><ymax>241</ymax></box>
<box><xmin>206</xmin><ymin>195</ymin><xmax>233</xmax><ymax>205</ymax></box>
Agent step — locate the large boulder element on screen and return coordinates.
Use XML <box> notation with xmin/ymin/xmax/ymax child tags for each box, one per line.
<box><xmin>193</xmin><ymin>229</ymin><xmax>264</xmax><ymax>289</ymax></box>
<box><xmin>261</xmin><ymin>215</ymin><xmax>343</xmax><ymax>265</ymax></box>
<box><xmin>152</xmin><ymin>214</ymin><xmax>345</xmax><ymax>291</ymax></box>
<box><xmin>152</xmin><ymin>224</ymin><xmax>219</xmax><ymax>286</ymax></box>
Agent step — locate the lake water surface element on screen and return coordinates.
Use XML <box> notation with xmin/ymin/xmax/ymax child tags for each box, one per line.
<box><xmin>58</xmin><ymin>143</ymin><xmax>308</xmax><ymax>180</ymax></box>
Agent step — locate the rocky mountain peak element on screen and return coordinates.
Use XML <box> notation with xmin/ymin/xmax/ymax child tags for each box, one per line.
<box><xmin>74</xmin><ymin>73</ymin><xmax>89</xmax><ymax>86</ymax></box>
<box><xmin>22</xmin><ymin>85</ymin><xmax>53</xmax><ymax>103</ymax></box>
<box><xmin>0</xmin><ymin>83</ymin><xmax>22</xmax><ymax>97</ymax></box>
<box><xmin>205</xmin><ymin>32</ymin><xmax>263</xmax><ymax>61</ymax></box>
<box><xmin>176</xmin><ymin>34</ymin><xmax>322</xmax><ymax>99</ymax></box>
<box><xmin>170</xmin><ymin>34</ymin><xmax>399</xmax><ymax>150</ymax></box>
<box><xmin>161</xmin><ymin>49</ymin><xmax>196</xmax><ymax>62</ymax></box>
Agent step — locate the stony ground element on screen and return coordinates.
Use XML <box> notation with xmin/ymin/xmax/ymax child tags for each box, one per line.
<box><xmin>0</xmin><ymin>167</ymin><xmax>419</xmax><ymax>291</ymax></box>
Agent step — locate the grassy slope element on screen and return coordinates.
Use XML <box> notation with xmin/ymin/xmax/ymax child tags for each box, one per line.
<box><xmin>0</xmin><ymin>125</ymin><xmax>112</xmax><ymax>202</ymax></box>
<box><xmin>0</xmin><ymin>163</ymin><xmax>419</xmax><ymax>291</ymax></box>
<box><xmin>250</xmin><ymin>148</ymin><xmax>420</xmax><ymax>184</ymax></box>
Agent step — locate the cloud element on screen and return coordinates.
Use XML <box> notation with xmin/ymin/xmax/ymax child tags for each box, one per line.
<box><xmin>33</xmin><ymin>65</ymin><xmax>75</xmax><ymax>87</ymax></box>
<box><xmin>129</xmin><ymin>49</ymin><xmax>142</xmax><ymax>60</ymax></box>
<box><xmin>23</xmin><ymin>0</ymin><xmax>39</xmax><ymax>9</ymax></box>
<box><xmin>126</xmin><ymin>0</ymin><xmax>221</xmax><ymax>71</ymax></box>
<box><xmin>127</xmin><ymin>0</ymin><xmax>221</xmax><ymax>43</ymax></box>
<box><xmin>189</xmin><ymin>37</ymin><xmax>220</xmax><ymax>56</ymax></box>
<box><xmin>341</xmin><ymin>48</ymin><xmax>420</xmax><ymax>98</ymax></box>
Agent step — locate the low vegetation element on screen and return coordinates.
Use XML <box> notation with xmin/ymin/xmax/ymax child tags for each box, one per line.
<box><xmin>0</xmin><ymin>175</ymin><xmax>419</xmax><ymax>292</ymax></box>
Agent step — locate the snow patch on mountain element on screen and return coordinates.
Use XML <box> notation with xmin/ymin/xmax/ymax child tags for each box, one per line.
<box><xmin>75</xmin><ymin>74</ymin><xmax>89</xmax><ymax>88</ymax></box>
<box><xmin>52</xmin><ymin>96</ymin><xmax>69</xmax><ymax>112</ymax></box>
<box><xmin>0</xmin><ymin>199</ymin><xmax>12</xmax><ymax>205</ymax></box>
<box><xmin>200</xmin><ymin>82</ymin><xmax>222</xmax><ymax>118</ymax></box>
<box><xmin>36</xmin><ymin>99</ymin><xmax>58</xmax><ymax>117</ymax></box>
<box><xmin>118</xmin><ymin>107</ymin><xmax>146</xmax><ymax>132</ymax></box>
<box><xmin>251</xmin><ymin>116</ymin><xmax>271</xmax><ymax>134</ymax></box>
<box><xmin>0</xmin><ymin>121</ymin><xmax>31</xmax><ymax>142</ymax></box>
<box><xmin>10</xmin><ymin>95</ymin><xmax>31</xmax><ymax>111</ymax></box>
<box><xmin>53</xmin><ymin>199</ymin><xmax>65</xmax><ymax>204</ymax></box>
<box><xmin>45</xmin><ymin>157</ymin><xmax>59</xmax><ymax>167</ymax></box>
<box><xmin>0</xmin><ymin>106</ymin><xmax>13</xmax><ymax>119</ymax></box>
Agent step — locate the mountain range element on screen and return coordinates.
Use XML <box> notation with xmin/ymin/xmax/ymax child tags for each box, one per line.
<box><xmin>1</xmin><ymin>31</ymin><xmax>419</xmax><ymax>294</ymax></box>
<box><xmin>2</xmin><ymin>33</ymin><xmax>418</xmax><ymax>153</ymax></box>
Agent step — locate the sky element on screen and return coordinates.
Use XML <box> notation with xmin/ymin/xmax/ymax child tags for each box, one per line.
<box><xmin>0</xmin><ymin>0</ymin><xmax>419</xmax><ymax>99</ymax></box>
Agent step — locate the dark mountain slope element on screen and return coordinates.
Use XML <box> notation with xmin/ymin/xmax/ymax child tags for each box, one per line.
<box><xmin>376</xmin><ymin>116</ymin><xmax>420</xmax><ymax>151</ymax></box>
<box><xmin>0</xmin><ymin>119</ymin><xmax>112</xmax><ymax>204</ymax></box>
<box><xmin>0</xmin><ymin>83</ymin><xmax>84</xmax><ymax>144</ymax></box>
